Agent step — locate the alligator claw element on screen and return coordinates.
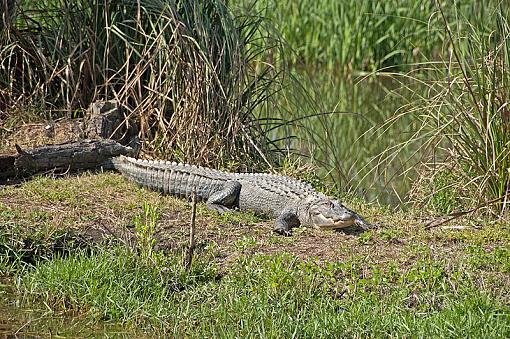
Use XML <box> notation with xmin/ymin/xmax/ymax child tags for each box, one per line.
<box><xmin>355</xmin><ymin>216</ymin><xmax>373</xmax><ymax>230</ymax></box>
<box><xmin>273</xmin><ymin>227</ymin><xmax>292</xmax><ymax>236</ymax></box>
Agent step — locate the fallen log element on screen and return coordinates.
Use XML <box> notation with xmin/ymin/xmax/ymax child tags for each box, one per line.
<box><xmin>0</xmin><ymin>139</ymin><xmax>134</xmax><ymax>181</ymax></box>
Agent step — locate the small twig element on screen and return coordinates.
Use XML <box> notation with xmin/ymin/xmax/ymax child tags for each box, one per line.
<box><xmin>424</xmin><ymin>194</ymin><xmax>508</xmax><ymax>229</ymax></box>
<box><xmin>184</xmin><ymin>190</ymin><xmax>197</xmax><ymax>271</ymax></box>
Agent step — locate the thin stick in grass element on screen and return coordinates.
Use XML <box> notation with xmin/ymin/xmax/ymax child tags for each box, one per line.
<box><xmin>424</xmin><ymin>194</ymin><xmax>509</xmax><ymax>229</ymax></box>
<box><xmin>185</xmin><ymin>189</ymin><xmax>197</xmax><ymax>271</ymax></box>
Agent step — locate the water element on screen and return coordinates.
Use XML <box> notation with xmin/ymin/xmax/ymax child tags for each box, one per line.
<box><xmin>0</xmin><ymin>280</ymin><xmax>140</xmax><ymax>337</ymax></box>
<box><xmin>260</xmin><ymin>70</ymin><xmax>422</xmax><ymax>205</ymax></box>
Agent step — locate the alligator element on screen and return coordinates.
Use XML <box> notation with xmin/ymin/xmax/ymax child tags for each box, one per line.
<box><xmin>110</xmin><ymin>155</ymin><xmax>371</xmax><ymax>235</ymax></box>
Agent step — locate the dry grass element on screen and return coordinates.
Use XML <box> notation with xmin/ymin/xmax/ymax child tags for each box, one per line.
<box><xmin>0</xmin><ymin>0</ymin><xmax>284</xmax><ymax>169</ymax></box>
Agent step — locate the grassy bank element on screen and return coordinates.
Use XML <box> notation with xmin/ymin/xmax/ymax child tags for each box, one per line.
<box><xmin>1</xmin><ymin>173</ymin><xmax>510</xmax><ymax>336</ymax></box>
<box><xmin>20</xmin><ymin>246</ymin><xmax>510</xmax><ymax>336</ymax></box>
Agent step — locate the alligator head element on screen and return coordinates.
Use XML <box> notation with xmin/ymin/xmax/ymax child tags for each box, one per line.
<box><xmin>306</xmin><ymin>199</ymin><xmax>370</xmax><ymax>230</ymax></box>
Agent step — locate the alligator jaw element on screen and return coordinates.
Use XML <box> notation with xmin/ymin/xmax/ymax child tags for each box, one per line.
<box><xmin>312</xmin><ymin>212</ymin><xmax>373</xmax><ymax>231</ymax></box>
<box><xmin>312</xmin><ymin>214</ymin><xmax>356</xmax><ymax>230</ymax></box>
<box><xmin>306</xmin><ymin>198</ymin><xmax>368</xmax><ymax>230</ymax></box>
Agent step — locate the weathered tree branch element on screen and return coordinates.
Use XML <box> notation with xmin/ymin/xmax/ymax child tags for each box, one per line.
<box><xmin>0</xmin><ymin>139</ymin><xmax>133</xmax><ymax>180</ymax></box>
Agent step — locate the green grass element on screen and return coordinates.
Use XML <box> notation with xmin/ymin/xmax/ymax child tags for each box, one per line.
<box><xmin>1</xmin><ymin>171</ymin><xmax>510</xmax><ymax>336</ymax></box>
<box><xmin>238</xmin><ymin>0</ymin><xmax>498</xmax><ymax>72</ymax></box>
<box><xmin>18</xmin><ymin>247</ymin><xmax>510</xmax><ymax>336</ymax></box>
<box><xmin>21</xmin><ymin>247</ymin><xmax>219</xmax><ymax>324</ymax></box>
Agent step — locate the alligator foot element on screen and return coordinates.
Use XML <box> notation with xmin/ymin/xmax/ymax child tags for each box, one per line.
<box><xmin>273</xmin><ymin>226</ymin><xmax>292</xmax><ymax>237</ymax></box>
<box><xmin>273</xmin><ymin>209</ymin><xmax>300</xmax><ymax>236</ymax></box>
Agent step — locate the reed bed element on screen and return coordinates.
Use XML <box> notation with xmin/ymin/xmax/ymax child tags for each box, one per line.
<box><xmin>239</xmin><ymin>0</ymin><xmax>500</xmax><ymax>72</ymax></box>
<box><xmin>378</xmin><ymin>2</ymin><xmax>510</xmax><ymax>213</ymax></box>
<box><xmin>0</xmin><ymin>0</ymin><xmax>284</xmax><ymax>168</ymax></box>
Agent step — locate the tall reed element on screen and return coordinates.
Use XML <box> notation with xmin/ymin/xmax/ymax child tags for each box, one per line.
<box><xmin>390</xmin><ymin>2</ymin><xmax>510</xmax><ymax>212</ymax></box>
<box><xmin>239</xmin><ymin>0</ymin><xmax>500</xmax><ymax>72</ymax></box>
<box><xmin>0</xmin><ymin>0</ymin><xmax>284</xmax><ymax>168</ymax></box>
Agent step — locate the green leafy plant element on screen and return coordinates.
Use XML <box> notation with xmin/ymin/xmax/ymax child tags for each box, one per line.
<box><xmin>133</xmin><ymin>201</ymin><xmax>159</xmax><ymax>263</ymax></box>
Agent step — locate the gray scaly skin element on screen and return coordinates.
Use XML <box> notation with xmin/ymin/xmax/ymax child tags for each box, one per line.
<box><xmin>110</xmin><ymin>155</ymin><xmax>371</xmax><ymax>235</ymax></box>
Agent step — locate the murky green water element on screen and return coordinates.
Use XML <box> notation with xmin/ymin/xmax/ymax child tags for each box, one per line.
<box><xmin>261</xmin><ymin>71</ymin><xmax>421</xmax><ymax>205</ymax></box>
<box><xmin>0</xmin><ymin>280</ymin><xmax>140</xmax><ymax>338</ymax></box>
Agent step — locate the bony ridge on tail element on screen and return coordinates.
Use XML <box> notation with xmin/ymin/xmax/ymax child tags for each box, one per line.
<box><xmin>109</xmin><ymin>155</ymin><xmax>372</xmax><ymax>235</ymax></box>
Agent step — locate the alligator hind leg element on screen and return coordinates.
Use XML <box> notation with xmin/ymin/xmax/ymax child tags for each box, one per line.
<box><xmin>274</xmin><ymin>209</ymin><xmax>301</xmax><ymax>236</ymax></box>
<box><xmin>206</xmin><ymin>181</ymin><xmax>241</xmax><ymax>213</ymax></box>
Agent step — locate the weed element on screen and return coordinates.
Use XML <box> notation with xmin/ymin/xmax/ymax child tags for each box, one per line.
<box><xmin>133</xmin><ymin>201</ymin><xmax>158</xmax><ymax>264</ymax></box>
<box><xmin>409</xmin><ymin>160</ymin><xmax>477</xmax><ymax>214</ymax></box>
<box><xmin>466</xmin><ymin>245</ymin><xmax>510</xmax><ymax>273</ymax></box>
<box><xmin>234</xmin><ymin>235</ymin><xmax>257</xmax><ymax>252</ymax></box>
<box><xmin>356</xmin><ymin>231</ymin><xmax>375</xmax><ymax>245</ymax></box>
<box><xmin>20</xmin><ymin>246</ymin><xmax>218</xmax><ymax>325</ymax></box>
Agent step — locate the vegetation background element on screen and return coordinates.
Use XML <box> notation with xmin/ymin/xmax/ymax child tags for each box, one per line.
<box><xmin>1</xmin><ymin>0</ymin><xmax>509</xmax><ymax>336</ymax></box>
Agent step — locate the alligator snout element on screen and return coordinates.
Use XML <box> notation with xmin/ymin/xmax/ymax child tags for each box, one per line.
<box><xmin>309</xmin><ymin>201</ymin><xmax>370</xmax><ymax>230</ymax></box>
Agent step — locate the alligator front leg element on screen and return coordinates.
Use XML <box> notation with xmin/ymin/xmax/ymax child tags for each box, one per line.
<box><xmin>206</xmin><ymin>181</ymin><xmax>242</xmax><ymax>212</ymax></box>
<box><xmin>274</xmin><ymin>209</ymin><xmax>301</xmax><ymax>236</ymax></box>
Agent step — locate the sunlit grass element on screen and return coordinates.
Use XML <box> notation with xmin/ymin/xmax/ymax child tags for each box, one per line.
<box><xmin>18</xmin><ymin>247</ymin><xmax>510</xmax><ymax>336</ymax></box>
<box><xmin>1</xmin><ymin>171</ymin><xmax>509</xmax><ymax>336</ymax></box>
<box><xmin>238</xmin><ymin>0</ymin><xmax>498</xmax><ymax>72</ymax></box>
